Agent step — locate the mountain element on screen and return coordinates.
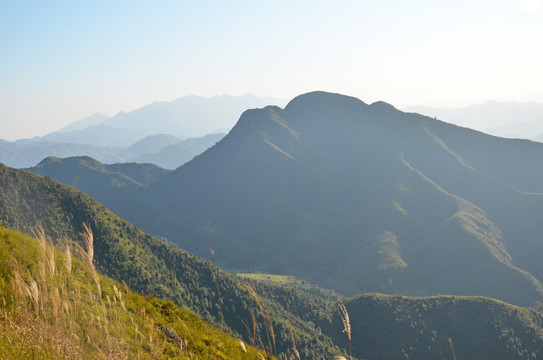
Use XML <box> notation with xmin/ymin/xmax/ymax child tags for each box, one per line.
<box><xmin>4</xmin><ymin>164</ymin><xmax>543</xmax><ymax>359</ymax></box>
<box><xmin>23</xmin><ymin>92</ymin><xmax>543</xmax><ymax>308</ymax></box>
<box><xmin>102</xmin><ymin>94</ymin><xmax>287</xmax><ymax>138</ymax></box>
<box><xmin>130</xmin><ymin>92</ymin><xmax>543</xmax><ymax>306</ymax></box>
<box><xmin>404</xmin><ymin>101</ymin><xmax>543</xmax><ymax>141</ymax></box>
<box><xmin>127</xmin><ymin>133</ymin><xmax>226</xmax><ymax>169</ymax></box>
<box><xmin>42</xmin><ymin>123</ymin><xmax>148</xmax><ymax>147</ymax></box>
<box><xmin>1</xmin><ymin>94</ymin><xmax>282</xmax><ymax>167</ymax></box>
<box><xmin>27</xmin><ymin>156</ymin><xmax>171</xmax><ymax>215</ymax></box>
<box><xmin>0</xmin><ymin>141</ymin><xmax>120</xmax><ymax>168</ymax></box>
<box><xmin>56</xmin><ymin>112</ymin><xmax>110</xmax><ymax>133</ymax></box>
<box><xmin>338</xmin><ymin>293</ymin><xmax>543</xmax><ymax>360</ymax></box>
<box><xmin>488</xmin><ymin>117</ymin><xmax>543</xmax><ymax>140</ymax></box>
<box><xmin>1</xmin><ymin>132</ymin><xmax>224</xmax><ymax>169</ymax></box>
<box><xmin>5</xmin><ymin>165</ymin><xmax>543</xmax><ymax>360</ymax></box>
<box><xmin>100</xmin><ymin>134</ymin><xmax>181</xmax><ymax>164</ymax></box>
<box><xmin>0</xmin><ymin>225</ymin><xmax>271</xmax><ymax>360</ymax></box>
<box><xmin>0</xmin><ymin>163</ymin><xmax>346</xmax><ymax>359</ymax></box>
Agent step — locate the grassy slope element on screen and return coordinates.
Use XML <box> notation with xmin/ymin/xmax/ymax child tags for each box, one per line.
<box><xmin>0</xmin><ymin>225</ymin><xmax>270</xmax><ymax>359</ymax></box>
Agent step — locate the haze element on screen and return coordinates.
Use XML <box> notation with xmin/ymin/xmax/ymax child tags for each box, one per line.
<box><xmin>1</xmin><ymin>0</ymin><xmax>542</xmax><ymax>140</ymax></box>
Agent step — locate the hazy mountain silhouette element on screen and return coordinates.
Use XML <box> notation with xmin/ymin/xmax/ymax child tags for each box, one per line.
<box><xmin>0</xmin><ymin>141</ymin><xmax>119</xmax><ymax>168</ymax></box>
<box><xmin>405</xmin><ymin>101</ymin><xmax>543</xmax><ymax>141</ymax></box>
<box><xmin>102</xmin><ymin>94</ymin><xmax>287</xmax><ymax>138</ymax></box>
<box><xmin>127</xmin><ymin>133</ymin><xmax>226</xmax><ymax>169</ymax></box>
<box><xmin>29</xmin><ymin>91</ymin><xmax>543</xmax><ymax>307</ymax></box>
<box><xmin>42</xmin><ymin>124</ymin><xmax>147</xmax><ymax>147</ymax></box>
<box><xmin>100</xmin><ymin>134</ymin><xmax>181</xmax><ymax>164</ymax></box>
<box><xmin>56</xmin><ymin>112</ymin><xmax>110</xmax><ymax>133</ymax></box>
<box><xmin>1</xmin><ymin>94</ymin><xmax>284</xmax><ymax>167</ymax></box>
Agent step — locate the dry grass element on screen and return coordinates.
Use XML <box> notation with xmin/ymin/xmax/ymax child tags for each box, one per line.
<box><xmin>74</xmin><ymin>223</ymin><xmax>101</xmax><ymax>298</ymax></box>
<box><xmin>338</xmin><ymin>300</ymin><xmax>352</xmax><ymax>359</ymax></box>
<box><xmin>448</xmin><ymin>338</ymin><xmax>457</xmax><ymax>360</ymax></box>
<box><xmin>246</xmin><ymin>284</ymin><xmax>277</xmax><ymax>357</ymax></box>
<box><xmin>1</xmin><ymin>224</ymin><xmax>274</xmax><ymax>359</ymax></box>
<box><xmin>286</xmin><ymin>320</ymin><xmax>300</xmax><ymax>360</ymax></box>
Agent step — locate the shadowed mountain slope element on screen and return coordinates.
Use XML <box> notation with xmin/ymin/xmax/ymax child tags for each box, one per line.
<box><xmin>5</xmin><ymin>162</ymin><xmax>543</xmax><ymax>359</ymax></box>
<box><xmin>0</xmin><ymin>164</ymin><xmax>346</xmax><ymax>359</ymax></box>
<box><xmin>139</xmin><ymin>91</ymin><xmax>543</xmax><ymax>305</ymax></box>
<box><xmin>24</xmin><ymin>91</ymin><xmax>543</xmax><ymax>307</ymax></box>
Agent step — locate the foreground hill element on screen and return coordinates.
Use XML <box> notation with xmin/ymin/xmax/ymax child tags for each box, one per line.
<box><xmin>0</xmin><ymin>163</ymin><xmax>345</xmax><ymax>359</ymax></box>
<box><xmin>0</xmin><ymin>225</ymin><xmax>270</xmax><ymax>359</ymax></box>
<box><xmin>3</xmin><ymin>164</ymin><xmax>543</xmax><ymax>359</ymax></box>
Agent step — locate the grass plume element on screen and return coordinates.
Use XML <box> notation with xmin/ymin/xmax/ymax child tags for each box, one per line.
<box><xmin>246</xmin><ymin>284</ymin><xmax>276</xmax><ymax>356</ymax></box>
<box><xmin>1</xmin><ymin>224</ymin><xmax>271</xmax><ymax>359</ymax></box>
<box><xmin>338</xmin><ymin>300</ymin><xmax>352</xmax><ymax>359</ymax></box>
<box><xmin>74</xmin><ymin>223</ymin><xmax>101</xmax><ymax>298</ymax></box>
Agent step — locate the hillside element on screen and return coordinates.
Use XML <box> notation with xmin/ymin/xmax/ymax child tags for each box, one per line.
<box><xmin>127</xmin><ymin>133</ymin><xmax>226</xmax><ymax>169</ymax></box>
<box><xmin>0</xmin><ymin>163</ymin><xmax>345</xmax><ymax>359</ymax></box>
<box><xmin>101</xmin><ymin>91</ymin><xmax>540</xmax><ymax>306</ymax></box>
<box><xmin>0</xmin><ymin>141</ymin><xmax>120</xmax><ymax>168</ymax></box>
<box><xmin>102</xmin><ymin>94</ymin><xmax>286</xmax><ymax>137</ymax></box>
<box><xmin>1</xmin><ymin>132</ymin><xmax>222</xmax><ymax>169</ymax></box>
<box><xmin>336</xmin><ymin>294</ymin><xmax>543</xmax><ymax>360</ymax></box>
<box><xmin>24</xmin><ymin>92</ymin><xmax>543</xmax><ymax>306</ymax></box>
<box><xmin>101</xmin><ymin>134</ymin><xmax>181</xmax><ymax>164</ymax></box>
<box><xmin>0</xmin><ymin>225</ymin><xmax>271</xmax><ymax>359</ymax></box>
<box><xmin>4</xmin><ymin>164</ymin><xmax>543</xmax><ymax>358</ymax></box>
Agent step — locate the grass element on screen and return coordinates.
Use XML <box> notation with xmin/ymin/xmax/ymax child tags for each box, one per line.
<box><xmin>238</xmin><ymin>273</ymin><xmax>295</xmax><ymax>285</ymax></box>
<box><xmin>0</xmin><ymin>224</ymin><xmax>273</xmax><ymax>359</ymax></box>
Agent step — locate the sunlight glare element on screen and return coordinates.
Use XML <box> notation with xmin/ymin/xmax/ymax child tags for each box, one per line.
<box><xmin>516</xmin><ymin>0</ymin><xmax>543</xmax><ymax>12</ymax></box>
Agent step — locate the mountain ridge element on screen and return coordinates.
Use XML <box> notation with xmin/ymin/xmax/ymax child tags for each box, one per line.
<box><xmin>24</xmin><ymin>91</ymin><xmax>543</xmax><ymax>308</ymax></box>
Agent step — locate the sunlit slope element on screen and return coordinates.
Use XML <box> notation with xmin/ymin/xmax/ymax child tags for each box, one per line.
<box><xmin>0</xmin><ymin>225</ymin><xmax>271</xmax><ymax>359</ymax></box>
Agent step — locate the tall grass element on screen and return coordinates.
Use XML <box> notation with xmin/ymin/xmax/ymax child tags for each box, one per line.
<box><xmin>246</xmin><ymin>284</ymin><xmax>277</xmax><ymax>357</ymax></box>
<box><xmin>0</xmin><ymin>225</ymin><xmax>273</xmax><ymax>359</ymax></box>
<box><xmin>338</xmin><ymin>300</ymin><xmax>352</xmax><ymax>359</ymax></box>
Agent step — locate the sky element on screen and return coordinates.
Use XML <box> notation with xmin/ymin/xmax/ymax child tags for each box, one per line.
<box><xmin>1</xmin><ymin>0</ymin><xmax>543</xmax><ymax>141</ymax></box>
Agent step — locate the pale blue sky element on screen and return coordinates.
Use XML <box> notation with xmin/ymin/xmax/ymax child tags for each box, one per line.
<box><xmin>1</xmin><ymin>0</ymin><xmax>542</xmax><ymax>140</ymax></box>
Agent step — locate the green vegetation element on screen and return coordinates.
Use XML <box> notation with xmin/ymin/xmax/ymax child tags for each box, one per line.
<box><xmin>238</xmin><ymin>273</ymin><xmax>296</xmax><ymax>285</ymax></box>
<box><xmin>30</xmin><ymin>92</ymin><xmax>543</xmax><ymax>307</ymax></box>
<box><xmin>0</xmin><ymin>164</ymin><xmax>346</xmax><ymax>359</ymax></box>
<box><xmin>0</xmin><ymin>225</ymin><xmax>270</xmax><ymax>359</ymax></box>
<box><xmin>3</xmin><ymin>163</ymin><xmax>543</xmax><ymax>358</ymax></box>
<box><xmin>237</xmin><ymin>273</ymin><xmax>341</xmax><ymax>301</ymax></box>
<box><xmin>337</xmin><ymin>294</ymin><xmax>543</xmax><ymax>360</ymax></box>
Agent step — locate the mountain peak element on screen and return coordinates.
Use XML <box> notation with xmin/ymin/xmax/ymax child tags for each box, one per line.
<box><xmin>370</xmin><ymin>100</ymin><xmax>399</xmax><ymax>113</ymax></box>
<box><xmin>285</xmin><ymin>91</ymin><xmax>368</xmax><ymax>115</ymax></box>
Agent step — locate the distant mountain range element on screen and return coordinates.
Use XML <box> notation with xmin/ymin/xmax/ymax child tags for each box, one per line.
<box><xmin>27</xmin><ymin>93</ymin><xmax>287</xmax><ymax>147</ymax></box>
<box><xmin>29</xmin><ymin>91</ymin><xmax>543</xmax><ymax>308</ymax></box>
<box><xmin>405</xmin><ymin>101</ymin><xmax>543</xmax><ymax>141</ymax></box>
<box><xmin>0</xmin><ymin>94</ymin><xmax>284</xmax><ymax>168</ymax></box>
<box><xmin>0</xmin><ymin>132</ymin><xmax>225</xmax><ymax>169</ymax></box>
